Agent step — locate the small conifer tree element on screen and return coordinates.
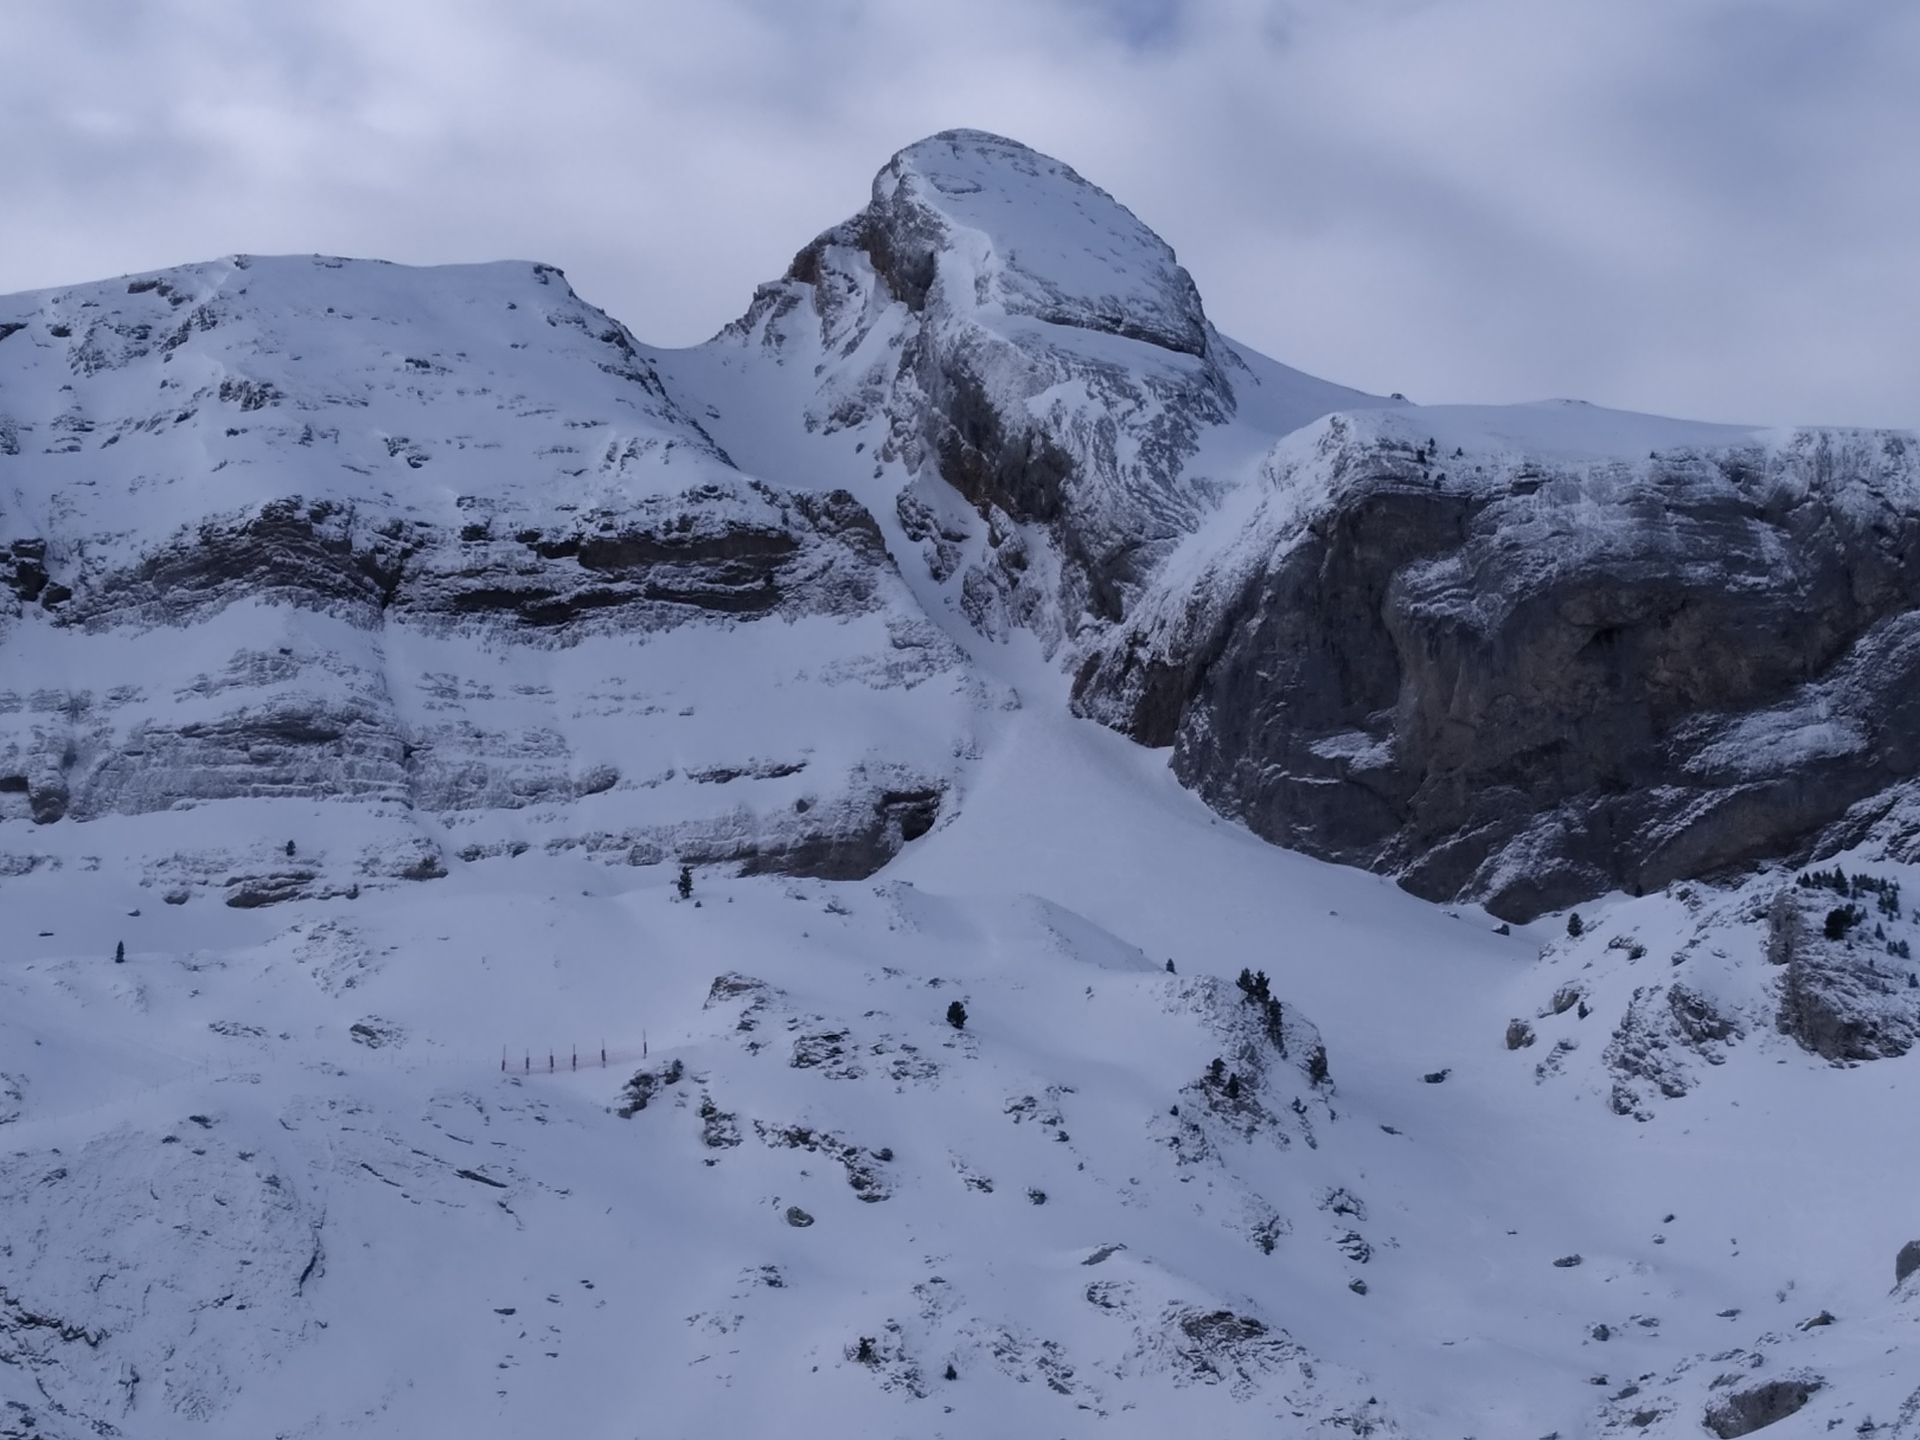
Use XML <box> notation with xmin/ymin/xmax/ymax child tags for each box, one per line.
<box><xmin>114</xmin><ymin>940</ymin><xmax>125</xmax><ymax>964</ymax></box>
<box><xmin>946</xmin><ymin>999</ymin><xmax>968</xmax><ymax>1030</ymax></box>
<box><xmin>1306</xmin><ymin>1045</ymin><xmax>1330</xmax><ymax>1086</ymax></box>
<box><xmin>676</xmin><ymin>864</ymin><xmax>694</xmax><ymax>900</ymax></box>
<box><xmin>1567</xmin><ymin>912</ymin><xmax>1584</xmax><ymax>938</ymax></box>
<box><xmin>1262</xmin><ymin>995</ymin><xmax>1286</xmax><ymax>1054</ymax></box>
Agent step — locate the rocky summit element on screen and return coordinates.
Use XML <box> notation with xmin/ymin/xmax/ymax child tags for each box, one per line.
<box><xmin>5</xmin><ymin>132</ymin><xmax>1920</xmax><ymax>1439</ymax></box>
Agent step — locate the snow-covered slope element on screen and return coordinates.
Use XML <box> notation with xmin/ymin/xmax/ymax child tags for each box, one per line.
<box><xmin>8</xmin><ymin>714</ymin><xmax>1920</xmax><ymax>1439</ymax></box>
<box><xmin>6</xmin><ymin>130</ymin><xmax>1920</xmax><ymax>1439</ymax></box>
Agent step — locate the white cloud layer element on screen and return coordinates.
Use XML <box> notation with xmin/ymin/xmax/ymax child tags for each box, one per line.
<box><xmin>3</xmin><ymin>0</ymin><xmax>1914</xmax><ymax>427</ymax></box>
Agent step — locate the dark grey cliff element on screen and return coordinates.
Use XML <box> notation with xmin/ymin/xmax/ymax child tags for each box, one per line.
<box><xmin>1075</xmin><ymin>421</ymin><xmax>1920</xmax><ymax>920</ymax></box>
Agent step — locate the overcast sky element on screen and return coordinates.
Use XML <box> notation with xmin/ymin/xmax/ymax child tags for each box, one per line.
<box><xmin>5</xmin><ymin>0</ymin><xmax>1915</xmax><ymax>428</ymax></box>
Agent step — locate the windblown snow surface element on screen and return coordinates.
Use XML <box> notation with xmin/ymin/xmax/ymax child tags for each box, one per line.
<box><xmin>4</xmin><ymin>132</ymin><xmax>1920</xmax><ymax>1439</ymax></box>
<box><xmin>9</xmin><ymin>700</ymin><xmax>1920</xmax><ymax>1439</ymax></box>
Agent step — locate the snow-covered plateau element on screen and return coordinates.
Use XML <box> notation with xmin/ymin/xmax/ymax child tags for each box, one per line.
<box><xmin>3</xmin><ymin>129</ymin><xmax>1918</xmax><ymax>1438</ymax></box>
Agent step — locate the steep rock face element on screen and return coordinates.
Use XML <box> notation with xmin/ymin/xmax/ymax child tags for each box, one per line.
<box><xmin>1076</xmin><ymin>410</ymin><xmax>1920</xmax><ymax>919</ymax></box>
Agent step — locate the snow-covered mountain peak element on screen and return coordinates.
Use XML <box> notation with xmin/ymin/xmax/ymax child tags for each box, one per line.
<box><xmin>0</xmin><ymin>253</ymin><xmax>731</xmax><ymax>535</ymax></box>
<box><xmin>702</xmin><ymin>131</ymin><xmax>1335</xmax><ymax>652</ymax></box>
<box><xmin>837</xmin><ymin>127</ymin><xmax>1210</xmax><ymax>358</ymax></box>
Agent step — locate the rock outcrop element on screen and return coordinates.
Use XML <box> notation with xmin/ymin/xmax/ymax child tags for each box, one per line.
<box><xmin>1769</xmin><ymin>878</ymin><xmax>1920</xmax><ymax>1061</ymax></box>
<box><xmin>1703</xmin><ymin>1374</ymin><xmax>1823</xmax><ymax>1437</ymax></box>
<box><xmin>1897</xmin><ymin>1239</ymin><xmax>1920</xmax><ymax>1289</ymax></box>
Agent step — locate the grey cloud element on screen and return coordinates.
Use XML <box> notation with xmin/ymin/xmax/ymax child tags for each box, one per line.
<box><xmin>0</xmin><ymin>0</ymin><xmax>1913</xmax><ymax>427</ymax></box>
